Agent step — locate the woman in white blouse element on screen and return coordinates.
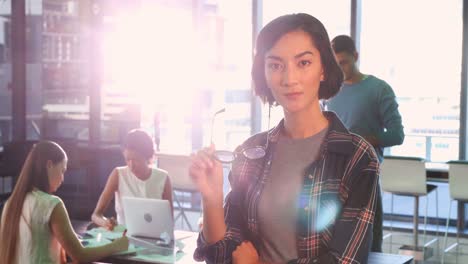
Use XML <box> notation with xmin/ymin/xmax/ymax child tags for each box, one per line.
<box><xmin>92</xmin><ymin>129</ymin><xmax>173</xmax><ymax>230</ymax></box>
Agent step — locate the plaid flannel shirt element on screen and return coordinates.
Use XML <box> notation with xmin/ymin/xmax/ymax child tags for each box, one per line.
<box><xmin>194</xmin><ymin>111</ymin><xmax>379</xmax><ymax>264</ymax></box>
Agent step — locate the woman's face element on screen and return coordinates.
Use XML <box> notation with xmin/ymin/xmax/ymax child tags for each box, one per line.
<box><xmin>47</xmin><ymin>159</ymin><xmax>67</xmax><ymax>193</ymax></box>
<box><xmin>123</xmin><ymin>149</ymin><xmax>151</xmax><ymax>177</ymax></box>
<box><xmin>264</xmin><ymin>30</ymin><xmax>324</xmax><ymax>114</ymax></box>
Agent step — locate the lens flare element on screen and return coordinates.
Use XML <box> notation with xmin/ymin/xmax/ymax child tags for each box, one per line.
<box><xmin>315</xmin><ymin>196</ymin><xmax>342</xmax><ymax>232</ymax></box>
<box><xmin>298</xmin><ymin>192</ymin><xmax>342</xmax><ymax>232</ymax></box>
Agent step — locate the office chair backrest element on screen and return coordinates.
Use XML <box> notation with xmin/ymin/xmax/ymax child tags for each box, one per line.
<box><xmin>380</xmin><ymin>156</ymin><xmax>427</xmax><ymax>195</ymax></box>
<box><xmin>157</xmin><ymin>153</ymin><xmax>196</xmax><ymax>192</ymax></box>
<box><xmin>448</xmin><ymin>161</ymin><xmax>468</xmax><ymax>201</ymax></box>
<box><xmin>2</xmin><ymin>140</ymin><xmax>38</xmax><ymax>182</ymax></box>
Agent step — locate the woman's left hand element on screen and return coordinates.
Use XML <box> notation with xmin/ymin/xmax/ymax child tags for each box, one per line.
<box><xmin>232</xmin><ymin>241</ymin><xmax>261</xmax><ymax>264</ymax></box>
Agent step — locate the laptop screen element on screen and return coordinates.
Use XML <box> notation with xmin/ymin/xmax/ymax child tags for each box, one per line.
<box><xmin>121</xmin><ymin>196</ymin><xmax>174</xmax><ymax>243</ymax></box>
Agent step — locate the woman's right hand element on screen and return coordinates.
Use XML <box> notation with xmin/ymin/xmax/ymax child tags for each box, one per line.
<box><xmin>189</xmin><ymin>144</ymin><xmax>224</xmax><ymax>202</ymax></box>
<box><xmin>232</xmin><ymin>241</ymin><xmax>261</xmax><ymax>264</ymax></box>
<box><xmin>103</xmin><ymin>217</ymin><xmax>117</xmax><ymax>231</ymax></box>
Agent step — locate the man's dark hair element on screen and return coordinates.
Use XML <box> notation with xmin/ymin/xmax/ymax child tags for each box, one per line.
<box><xmin>252</xmin><ymin>13</ymin><xmax>343</xmax><ymax>105</ymax></box>
<box><xmin>331</xmin><ymin>35</ymin><xmax>357</xmax><ymax>54</ymax></box>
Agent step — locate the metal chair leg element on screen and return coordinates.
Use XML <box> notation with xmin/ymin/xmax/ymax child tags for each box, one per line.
<box><xmin>414</xmin><ymin>196</ymin><xmax>419</xmax><ymax>250</ymax></box>
<box><xmin>389</xmin><ymin>193</ymin><xmax>394</xmax><ymax>253</ymax></box>
<box><xmin>173</xmin><ymin>191</ymin><xmax>194</xmax><ymax>231</ymax></box>
<box><xmin>423</xmin><ymin>194</ymin><xmax>428</xmax><ymax>257</ymax></box>
<box><xmin>456</xmin><ymin>224</ymin><xmax>460</xmax><ymax>264</ymax></box>
<box><xmin>423</xmin><ymin>194</ymin><xmax>428</xmax><ymax>246</ymax></box>
<box><xmin>436</xmin><ymin>188</ymin><xmax>440</xmax><ymax>256</ymax></box>
<box><xmin>442</xmin><ymin>200</ymin><xmax>453</xmax><ymax>264</ymax></box>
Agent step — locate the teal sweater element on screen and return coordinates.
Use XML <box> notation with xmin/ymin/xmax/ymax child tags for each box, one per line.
<box><xmin>326</xmin><ymin>75</ymin><xmax>404</xmax><ymax>162</ymax></box>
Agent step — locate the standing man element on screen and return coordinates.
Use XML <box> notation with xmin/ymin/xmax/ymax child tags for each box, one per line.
<box><xmin>326</xmin><ymin>35</ymin><xmax>404</xmax><ymax>252</ymax></box>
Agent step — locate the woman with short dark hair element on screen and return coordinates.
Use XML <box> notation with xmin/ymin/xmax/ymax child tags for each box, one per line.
<box><xmin>190</xmin><ymin>13</ymin><xmax>379</xmax><ymax>264</ymax></box>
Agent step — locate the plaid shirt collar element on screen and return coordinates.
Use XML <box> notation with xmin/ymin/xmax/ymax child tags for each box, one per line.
<box><xmin>267</xmin><ymin>111</ymin><xmax>354</xmax><ymax>155</ymax></box>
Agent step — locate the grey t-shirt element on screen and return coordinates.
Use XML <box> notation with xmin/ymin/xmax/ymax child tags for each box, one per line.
<box><xmin>258</xmin><ymin>127</ymin><xmax>328</xmax><ymax>263</ymax></box>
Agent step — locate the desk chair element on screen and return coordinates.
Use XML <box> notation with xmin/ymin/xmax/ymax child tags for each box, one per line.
<box><xmin>157</xmin><ymin>153</ymin><xmax>199</xmax><ymax>231</ymax></box>
<box><xmin>0</xmin><ymin>141</ymin><xmax>37</xmax><ymax>219</ymax></box>
<box><xmin>442</xmin><ymin>160</ymin><xmax>468</xmax><ymax>264</ymax></box>
<box><xmin>380</xmin><ymin>156</ymin><xmax>438</xmax><ymax>261</ymax></box>
<box><xmin>0</xmin><ymin>141</ymin><xmax>37</xmax><ymax>199</ymax></box>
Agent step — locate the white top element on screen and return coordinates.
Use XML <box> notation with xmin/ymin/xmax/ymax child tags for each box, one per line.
<box><xmin>114</xmin><ymin>166</ymin><xmax>169</xmax><ymax>225</ymax></box>
<box><xmin>1</xmin><ymin>190</ymin><xmax>62</xmax><ymax>264</ymax></box>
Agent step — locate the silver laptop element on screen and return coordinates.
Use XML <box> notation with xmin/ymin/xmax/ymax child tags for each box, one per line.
<box><xmin>122</xmin><ymin>197</ymin><xmax>174</xmax><ymax>247</ymax></box>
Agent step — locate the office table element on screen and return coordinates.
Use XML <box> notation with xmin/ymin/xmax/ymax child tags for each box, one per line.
<box><xmin>71</xmin><ymin>220</ymin><xmax>413</xmax><ymax>264</ymax></box>
<box><xmin>101</xmin><ymin>236</ymin><xmax>413</xmax><ymax>264</ymax></box>
<box><xmin>368</xmin><ymin>252</ymin><xmax>413</xmax><ymax>264</ymax></box>
<box><xmin>102</xmin><ymin>240</ymin><xmax>413</xmax><ymax>264</ymax></box>
<box><xmin>100</xmin><ymin>230</ymin><xmax>197</xmax><ymax>264</ymax></box>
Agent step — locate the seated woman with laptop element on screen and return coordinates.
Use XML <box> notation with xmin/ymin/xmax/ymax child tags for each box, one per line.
<box><xmin>0</xmin><ymin>141</ymin><xmax>129</xmax><ymax>263</ymax></box>
<box><xmin>92</xmin><ymin>129</ymin><xmax>173</xmax><ymax>230</ymax></box>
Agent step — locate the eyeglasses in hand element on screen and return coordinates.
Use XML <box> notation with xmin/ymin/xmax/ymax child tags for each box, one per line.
<box><xmin>210</xmin><ymin>107</ymin><xmax>270</xmax><ymax>163</ymax></box>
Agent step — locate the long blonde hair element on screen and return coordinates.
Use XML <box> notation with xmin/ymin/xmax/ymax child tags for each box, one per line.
<box><xmin>0</xmin><ymin>141</ymin><xmax>66</xmax><ymax>263</ymax></box>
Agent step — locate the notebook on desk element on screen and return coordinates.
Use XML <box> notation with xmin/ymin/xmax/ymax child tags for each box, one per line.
<box><xmin>122</xmin><ymin>196</ymin><xmax>174</xmax><ymax>248</ymax></box>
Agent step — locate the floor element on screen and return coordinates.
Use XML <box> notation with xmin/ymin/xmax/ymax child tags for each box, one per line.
<box><xmin>174</xmin><ymin>210</ymin><xmax>468</xmax><ymax>264</ymax></box>
<box><xmin>382</xmin><ymin>228</ymin><xmax>468</xmax><ymax>264</ymax></box>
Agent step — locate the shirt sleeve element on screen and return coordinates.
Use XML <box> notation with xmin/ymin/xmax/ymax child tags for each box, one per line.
<box><xmin>327</xmin><ymin>154</ymin><xmax>379</xmax><ymax>263</ymax></box>
<box><xmin>376</xmin><ymin>83</ymin><xmax>405</xmax><ymax>147</ymax></box>
<box><xmin>193</xmin><ymin>172</ymin><xmax>247</xmax><ymax>264</ymax></box>
<box><xmin>291</xmin><ymin>147</ymin><xmax>380</xmax><ymax>264</ymax></box>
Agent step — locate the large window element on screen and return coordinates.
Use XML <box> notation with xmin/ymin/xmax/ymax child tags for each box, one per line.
<box><xmin>25</xmin><ymin>0</ymin><xmax>42</xmax><ymax>141</ymax></box>
<box><xmin>262</xmin><ymin>0</ymin><xmax>351</xmax><ymax>128</ymax></box>
<box><xmin>0</xmin><ymin>1</ymin><xmax>11</xmax><ymax>146</ymax></box>
<box><xmin>24</xmin><ymin>0</ymin><xmax>90</xmax><ymax>142</ymax></box>
<box><xmin>0</xmin><ymin>0</ymin><xmax>11</xmax><ymax>198</ymax></box>
<box><xmin>360</xmin><ymin>0</ymin><xmax>463</xmax><ymax>162</ymax></box>
<box><xmin>199</xmin><ymin>1</ymin><xmax>253</xmax><ymax>152</ymax></box>
<box><xmin>100</xmin><ymin>1</ymin><xmax>252</xmax><ymax>154</ymax></box>
<box><xmin>100</xmin><ymin>1</ymin><xmax>195</xmax><ymax>150</ymax></box>
<box><xmin>263</xmin><ymin>0</ymin><xmax>350</xmax><ymax>38</ymax></box>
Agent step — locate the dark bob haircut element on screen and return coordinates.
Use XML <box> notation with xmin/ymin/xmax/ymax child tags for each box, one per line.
<box><xmin>122</xmin><ymin>129</ymin><xmax>155</xmax><ymax>160</ymax></box>
<box><xmin>252</xmin><ymin>13</ymin><xmax>343</xmax><ymax>105</ymax></box>
<box><xmin>331</xmin><ymin>35</ymin><xmax>357</xmax><ymax>54</ymax></box>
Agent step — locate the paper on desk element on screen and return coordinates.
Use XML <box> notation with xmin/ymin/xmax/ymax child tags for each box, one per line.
<box><xmin>81</xmin><ymin>236</ymin><xmax>138</xmax><ymax>256</ymax></box>
<box><xmin>110</xmin><ymin>245</ymin><xmax>138</xmax><ymax>257</ymax></box>
<box><xmin>85</xmin><ymin>226</ymin><xmax>189</xmax><ymax>262</ymax></box>
<box><xmin>121</xmin><ymin>239</ymin><xmax>186</xmax><ymax>263</ymax></box>
<box><xmin>130</xmin><ymin>250</ymin><xmax>186</xmax><ymax>264</ymax></box>
<box><xmin>84</xmin><ymin>225</ymin><xmax>137</xmax><ymax>256</ymax></box>
<box><xmin>85</xmin><ymin>224</ymin><xmax>126</xmax><ymax>240</ymax></box>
